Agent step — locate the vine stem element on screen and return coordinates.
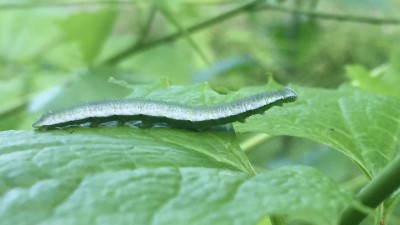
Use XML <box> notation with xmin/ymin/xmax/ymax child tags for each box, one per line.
<box><xmin>339</xmin><ymin>156</ymin><xmax>400</xmax><ymax>225</ymax></box>
<box><xmin>257</xmin><ymin>4</ymin><xmax>400</xmax><ymax>25</ymax></box>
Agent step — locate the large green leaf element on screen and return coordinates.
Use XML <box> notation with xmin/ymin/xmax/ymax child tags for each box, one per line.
<box><xmin>0</xmin><ymin>129</ymin><xmax>356</xmax><ymax>225</ymax></box>
<box><xmin>31</xmin><ymin>79</ymin><xmax>400</xmax><ymax>179</ymax></box>
<box><xmin>235</xmin><ymin>85</ymin><xmax>400</xmax><ymax>178</ymax></box>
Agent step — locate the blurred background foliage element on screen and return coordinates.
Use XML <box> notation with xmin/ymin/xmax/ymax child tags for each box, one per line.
<box><xmin>0</xmin><ymin>0</ymin><xmax>399</xmax><ymax>222</ymax></box>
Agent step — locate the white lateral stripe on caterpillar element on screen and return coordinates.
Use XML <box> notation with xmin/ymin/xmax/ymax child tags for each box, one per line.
<box><xmin>32</xmin><ymin>88</ymin><xmax>297</xmax><ymax>129</ymax></box>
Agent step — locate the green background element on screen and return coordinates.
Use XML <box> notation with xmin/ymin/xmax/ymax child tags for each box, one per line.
<box><xmin>1</xmin><ymin>0</ymin><xmax>400</xmax><ymax>224</ymax></box>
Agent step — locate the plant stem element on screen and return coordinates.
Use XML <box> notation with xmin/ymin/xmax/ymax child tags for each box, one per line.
<box><xmin>156</xmin><ymin>3</ymin><xmax>211</xmax><ymax>66</ymax></box>
<box><xmin>101</xmin><ymin>0</ymin><xmax>264</xmax><ymax>65</ymax></box>
<box><xmin>134</xmin><ymin>6</ymin><xmax>157</xmax><ymax>46</ymax></box>
<box><xmin>257</xmin><ymin>4</ymin><xmax>400</xmax><ymax>25</ymax></box>
<box><xmin>339</xmin><ymin>156</ymin><xmax>400</xmax><ymax>225</ymax></box>
<box><xmin>240</xmin><ymin>133</ymin><xmax>272</xmax><ymax>152</ymax></box>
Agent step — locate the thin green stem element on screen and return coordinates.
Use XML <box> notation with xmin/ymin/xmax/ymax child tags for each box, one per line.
<box><xmin>257</xmin><ymin>4</ymin><xmax>400</xmax><ymax>25</ymax></box>
<box><xmin>135</xmin><ymin>6</ymin><xmax>157</xmax><ymax>46</ymax></box>
<box><xmin>101</xmin><ymin>0</ymin><xmax>264</xmax><ymax>65</ymax></box>
<box><xmin>339</xmin><ymin>156</ymin><xmax>400</xmax><ymax>225</ymax></box>
<box><xmin>156</xmin><ymin>3</ymin><xmax>211</xmax><ymax>66</ymax></box>
<box><xmin>240</xmin><ymin>133</ymin><xmax>272</xmax><ymax>152</ymax></box>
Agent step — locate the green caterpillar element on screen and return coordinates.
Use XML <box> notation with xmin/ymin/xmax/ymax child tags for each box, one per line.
<box><xmin>33</xmin><ymin>88</ymin><xmax>297</xmax><ymax>130</ymax></box>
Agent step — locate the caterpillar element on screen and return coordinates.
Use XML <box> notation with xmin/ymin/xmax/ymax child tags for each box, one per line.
<box><xmin>32</xmin><ymin>88</ymin><xmax>297</xmax><ymax>130</ymax></box>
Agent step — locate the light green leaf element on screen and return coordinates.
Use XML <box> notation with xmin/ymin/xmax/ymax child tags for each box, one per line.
<box><xmin>346</xmin><ymin>50</ymin><xmax>400</xmax><ymax>97</ymax></box>
<box><xmin>58</xmin><ymin>9</ymin><xmax>117</xmax><ymax>63</ymax></box>
<box><xmin>0</xmin><ymin>10</ymin><xmax>60</xmax><ymax>61</ymax></box>
<box><xmin>0</xmin><ymin>128</ymin><xmax>253</xmax><ymax>181</ymax></box>
<box><xmin>235</xmin><ymin>85</ymin><xmax>400</xmax><ymax>178</ymax></box>
<box><xmin>346</xmin><ymin>64</ymin><xmax>400</xmax><ymax>97</ymax></box>
<box><xmin>0</xmin><ymin>129</ymin><xmax>355</xmax><ymax>225</ymax></box>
